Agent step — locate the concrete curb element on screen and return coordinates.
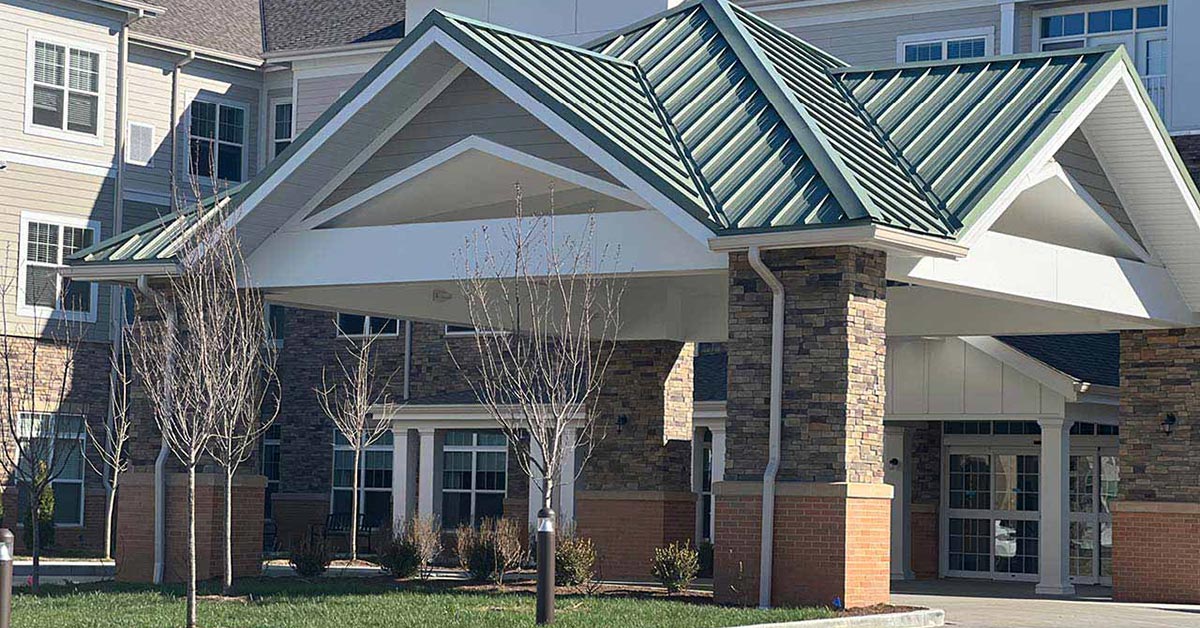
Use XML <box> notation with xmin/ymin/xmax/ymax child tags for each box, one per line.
<box><xmin>737</xmin><ymin>609</ymin><xmax>944</xmax><ymax>628</ymax></box>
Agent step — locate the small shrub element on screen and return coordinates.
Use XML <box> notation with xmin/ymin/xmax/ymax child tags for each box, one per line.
<box><xmin>555</xmin><ymin>523</ymin><xmax>596</xmax><ymax>587</ymax></box>
<box><xmin>456</xmin><ymin>518</ymin><xmax>525</xmax><ymax>584</ymax></box>
<box><xmin>651</xmin><ymin>541</ymin><xmax>699</xmax><ymax>594</ymax></box>
<box><xmin>697</xmin><ymin>541</ymin><xmax>714</xmax><ymax>578</ymax></box>
<box><xmin>289</xmin><ymin>536</ymin><xmax>330</xmax><ymax>577</ymax></box>
<box><xmin>382</xmin><ymin>515</ymin><xmax>442</xmax><ymax>579</ymax></box>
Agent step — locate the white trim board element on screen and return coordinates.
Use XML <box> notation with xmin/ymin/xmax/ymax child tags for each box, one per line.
<box><xmin>297</xmin><ymin>135</ymin><xmax>646</xmax><ymax>230</ymax></box>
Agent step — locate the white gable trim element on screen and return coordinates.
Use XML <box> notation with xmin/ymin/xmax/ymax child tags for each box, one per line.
<box><xmin>1050</xmin><ymin>162</ymin><xmax>1155</xmax><ymax>264</ymax></box>
<box><xmin>958</xmin><ymin>64</ymin><xmax>1125</xmax><ymax>249</ymax></box>
<box><xmin>297</xmin><ymin>135</ymin><xmax>647</xmax><ymax>230</ymax></box>
<box><xmin>960</xmin><ymin>336</ymin><xmax>1079</xmax><ymax>400</ymax></box>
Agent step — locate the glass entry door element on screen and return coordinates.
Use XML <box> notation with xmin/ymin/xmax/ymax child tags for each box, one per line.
<box><xmin>1069</xmin><ymin>449</ymin><xmax>1119</xmax><ymax>585</ymax></box>
<box><xmin>944</xmin><ymin>448</ymin><xmax>1041</xmax><ymax>581</ymax></box>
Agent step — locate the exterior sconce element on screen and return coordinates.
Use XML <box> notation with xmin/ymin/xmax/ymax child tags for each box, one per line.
<box><xmin>615</xmin><ymin>414</ymin><xmax>629</xmax><ymax>434</ymax></box>
<box><xmin>1162</xmin><ymin>413</ymin><xmax>1178</xmax><ymax>435</ymax></box>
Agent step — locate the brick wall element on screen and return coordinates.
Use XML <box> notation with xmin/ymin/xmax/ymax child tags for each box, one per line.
<box><xmin>1173</xmin><ymin>135</ymin><xmax>1200</xmax><ymax>187</ymax></box>
<box><xmin>1112</xmin><ymin>506</ymin><xmax>1200</xmax><ymax>603</ymax></box>
<box><xmin>575</xmin><ymin>491</ymin><xmax>695</xmax><ymax>580</ymax></box>
<box><xmin>713</xmin><ymin>485</ymin><xmax>891</xmax><ymax>608</ymax></box>
<box><xmin>910</xmin><ymin>504</ymin><xmax>938</xmax><ymax>579</ymax></box>
<box><xmin>725</xmin><ymin>247</ymin><xmax>886</xmax><ymax>483</ymax></box>
<box><xmin>116</xmin><ymin>471</ymin><xmax>265</xmax><ymax>583</ymax></box>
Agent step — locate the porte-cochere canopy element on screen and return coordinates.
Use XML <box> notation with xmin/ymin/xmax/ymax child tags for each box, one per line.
<box><xmin>67</xmin><ymin>0</ymin><xmax>1200</xmax><ymax>337</ymax></box>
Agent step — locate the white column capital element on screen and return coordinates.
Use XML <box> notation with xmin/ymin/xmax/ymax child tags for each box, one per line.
<box><xmin>1037</xmin><ymin>417</ymin><xmax>1074</xmax><ymax>431</ymax></box>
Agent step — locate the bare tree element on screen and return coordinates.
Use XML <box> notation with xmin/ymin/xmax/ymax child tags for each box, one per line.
<box><xmin>83</xmin><ymin>329</ymin><xmax>136</xmax><ymax>561</ymax></box>
<box><xmin>126</xmin><ymin>180</ymin><xmax>272</xmax><ymax>627</ymax></box>
<box><xmin>452</xmin><ymin>186</ymin><xmax>624</xmax><ymax>623</ymax></box>
<box><xmin>315</xmin><ymin>327</ymin><xmax>401</xmax><ymax>562</ymax></box>
<box><xmin>0</xmin><ymin>244</ymin><xmax>93</xmax><ymax>590</ymax></box>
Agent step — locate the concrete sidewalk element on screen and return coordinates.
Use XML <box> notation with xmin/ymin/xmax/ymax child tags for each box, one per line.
<box><xmin>891</xmin><ymin>580</ymin><xmax>1200</xmax><ymax>628</ymax></box>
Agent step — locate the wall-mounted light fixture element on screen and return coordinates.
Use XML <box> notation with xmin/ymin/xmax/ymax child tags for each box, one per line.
<box><xmin>1162</xmin><ymin>413</ymin><xmax>1178</xmax><ymax>436</ymax></box>
<box><xmin>615</xmin><ymin>414</ymin><xmax>629</xmax><ymax>434</ymax></box>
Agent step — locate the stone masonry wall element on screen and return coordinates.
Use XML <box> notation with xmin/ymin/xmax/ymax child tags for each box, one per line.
<box><xmin>1118</xmin><ymin>328</ymin><xmax>1200</xmax><ymax>503</ymax></box>
<box><xmin>725</xmin><ymin>247</ymin><xmax>887</xmax><ymax>483</ymax></box>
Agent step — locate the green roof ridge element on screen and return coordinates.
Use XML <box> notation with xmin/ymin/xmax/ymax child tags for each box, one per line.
<box><xmin>707</xmin><ymin>0</ymin><xmax>879</xmax><ymax>223</ymax></box>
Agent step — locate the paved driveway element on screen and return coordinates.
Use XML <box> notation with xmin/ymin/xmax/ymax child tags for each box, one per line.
<box><xmin>891</xmin><ymin>580</ymin><xmax>1200</xmax><ymax>628</ymax></box>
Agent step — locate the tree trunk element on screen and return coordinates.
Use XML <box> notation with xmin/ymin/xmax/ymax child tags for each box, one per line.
<box><xmin>30</xmin><ymin>489</ymin><xmax>40</xmax><ymax>592</ymax></box>
<box><xmin>186</xmin><ymin>465</ymin><xmax>197</xmax><ymax>628</ymax></box>
<box><xmin>350</xmin><ymin>449</ymin><xmax>361</xmax><ymax>563</ymax></box>
<box><xmin>104</xmin><ymin>479</ymin><xmax>117</xmax><ymax>561</ymax></box>
<box><xmin>223</xmin><ymin>468</ymin><xmax>233</xmax><ymax>594</ymax></box>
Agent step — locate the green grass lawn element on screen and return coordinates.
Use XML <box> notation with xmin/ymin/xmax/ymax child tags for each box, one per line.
<box><xmin>13</xmin><ymin>577</ymin><xmax>837</xmax><ymax>628</ymax></box>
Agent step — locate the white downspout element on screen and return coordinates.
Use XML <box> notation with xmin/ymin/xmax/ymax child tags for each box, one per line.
<box><xmin>747</xmin><ymin>246</ymin><xmax>783</xmax><ymax>609</ymax></box>
<box><xmin>137</xmin><ymin>275</ymin><xmax>174</xmax><ymax>584</ymax></box>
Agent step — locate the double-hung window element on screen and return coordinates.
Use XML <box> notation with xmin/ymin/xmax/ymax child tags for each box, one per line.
<box><xmin>441</xmin><ymin>430</ymin><xmax>507</xmax><ymax>529</ymax></box>
<box><xmin>19</xmin><ymin>212</ymin><xmax>98</xmax><ymax>321</ymax></box>
<box><xmin>16</xmin><ymin>413</ymin><xmax>86</xmax><ymax>526</ymax></box>
<box><xmin>261</xmin><ymin>425</ymin><xmax>281</xmax><ymax>520</ymax></box>
<box><xmin>331</xmin><ymin>431</ymin><xmax>393</xmax><ymax>527</ymax></box>
<box><xmin>898</xmin><ymin>29</ymin><xmax>992</xmax><ymax>63</ymax></box>
<box><xmin>189</xmin><ymin>100</ymin><xmax>246</xmax><ymax>182</ymax></box>
<box><xmin>270</xmin><ymin>99</ymin><xmax>293</xmax><ymax>160</ymax></box>
<box><xmin>336</xmin><ymin>313</ymin><xmax>400</xmax><ymax>337</ymax></box>
<box><xmin>27</xmin><ymin>35</ymin><xmax>102</xmax><ymax>141</ymax></box>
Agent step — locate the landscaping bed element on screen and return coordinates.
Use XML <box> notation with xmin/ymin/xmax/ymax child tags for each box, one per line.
<box><xmin>12</xmin><ymin>576</ymin><xmax>919</xmax><ymax>628</ymax></box>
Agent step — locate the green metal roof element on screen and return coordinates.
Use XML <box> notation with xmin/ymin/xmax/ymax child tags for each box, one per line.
<box><xmin>834</xmin><ymin>47</ymin><xmax>1120</xmax><ymax>232</ymax></box>
<box><xmin>71</xmin><ymin>0</ymin><xmax>1145</xmax><ymax>270</ymax></box>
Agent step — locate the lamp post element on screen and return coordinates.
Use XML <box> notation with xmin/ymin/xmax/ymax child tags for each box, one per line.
<box><xmin>536</xmin><ymin>508</ymin><xmax>555</xmax><ymax>625</ymax></box>
<box><xmin>0</xmin><ymin>528</ymin><xmax>13</xmax><ymax>628</ymax></box>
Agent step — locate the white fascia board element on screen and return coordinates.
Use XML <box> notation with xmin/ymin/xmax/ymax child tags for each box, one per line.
<box><xmin>128</xmin><ymin>33</ymin><xmax>262</xmax><ymax>69</ymax></box>
<box><xmin>297</xmin><ymin>135</ymin><xmax>647</xmax><ymax>230</ymax></box>
<box><xmin>958</xmin><ymin>66</ymin><xmax>1125</xmax><ymax>249</ymax></box>
<box><xmin>249</xmin><ymin>210</ymin><xmax>727</xmax><ymax>289</ymax></box>
<box><xmin>959</xmin><ymin>336</ymin><xmax>1078</xmax><ymax>401</ymax></box>
<box><xmin>891</xmin><ymin>230</ymin><xmax>1197</xmax><ymax>327</ymax></box>
<box><xmin>262</xmin><ymin>40</ymin><xmax>402</xmax><ymax>63</ymax></box>
<box><xmin>709</xmin><ymin>223</ymin><xmax>968</xmax><ymax>259</ymax></box>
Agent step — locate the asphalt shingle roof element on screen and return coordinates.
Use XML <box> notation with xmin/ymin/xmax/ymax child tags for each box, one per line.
<box><xmin>997</xmin><ymin>334</ymin><xmax>1119</xmax><ymax>388</ymax></box>
<box><xmin>131</xmin><ymin>0</ymin><xmax>265</xmax><ymax>58</ymax></box>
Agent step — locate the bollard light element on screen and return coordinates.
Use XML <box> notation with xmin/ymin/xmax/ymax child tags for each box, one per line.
<box><xmin>0</xmin><ymin>528</ymin><xmax>13</xmax><ymax>628</ymax></box>
<box><xmin>535</xmin><ymin>508</ymin><xmax>555</xmax><ymax>625</ymax></box>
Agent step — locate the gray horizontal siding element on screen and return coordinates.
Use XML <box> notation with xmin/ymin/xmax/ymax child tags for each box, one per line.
<box><xmin>1057</xmin><ymin>130</ymin><xmax>1142</xmax><ymax>245</ymax></box>
<box><xmin>296</xmin><ymin>73</ymin><xmax>362</xmax><ymax>134</ymax></box>
<box><xmin>315</xmin><ymin>70</ymin><xmax>618</xmax><ymax>213</ymax></box>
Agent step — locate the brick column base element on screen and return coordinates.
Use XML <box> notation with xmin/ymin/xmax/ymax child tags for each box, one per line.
<box><xmin>115</xmin><ymin>471</ymin><xmax>265</xmax><ymax>583</ymax></box>
<box><xmin>714</xmin><ymin>482</ymin><xmax>891</xmax><ymax>609</ymax></box>
<box><xmin>910</xmin><ymin>504</ymin><xmax>938</xmax><ymax>579</ymax></box>
<box><xmin>575</xmin><ymin>490</ymin><xmax>695</xmax><ymax>580</ymax></box>
<box><xmin>1112</xmin><ymin>503</ymin><xmax>1200</xmax><ymax>603</ymax></box>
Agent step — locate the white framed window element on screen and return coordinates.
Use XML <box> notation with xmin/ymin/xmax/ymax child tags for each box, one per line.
<box><xmin>336</xmin><ymin>312</ymin><xmax>400</xmax><ymax>337</ymax></box>
<box><xmin>269</xmin><ymin>98</ymin><xmax>293</xmax><ymax>160</ymax></box>
<box><xmin>444</xmin><ymin>324</ymin><xmax>477</xmax><ymax>336</ymax></box>
<box><xmin>261</xmin><ymin>424</ymin><xmax>281</xmax><ymax>520</ymax></box>
<box><xmin>16</xmin><ymin>412</ymin><xmax>86</xmax><ymax>527</ymax></box>
<box><xmin>18</xmin><ymin>211</ymin><xmax>99</xmax><ymax>322</ymax></box>
<box><xmin>331</xmin><ymin>430</ymin><xmax>393</xmax><ymax>527</ymax></box>
<box><xmin>441</xmin><ymin>430</ymin><xmax>507</xmax><ymax>529</ymax></box>
<box><xmin>188</xmin><ymin>99</ymin><xmax>246</xmax><ymax>183</ymax></box>
<box><xmin>897</xmin><ymin>28</ymin><xmax>993</xmax><ymax>63</ymax></box>
<box><xmin>24</xmin><ymin>33</ymin><xmax>104</xmax><ymax>144</ymax></box>
<box><xmin>126</xmin><ymin>121</ymin><xmax>155</xmax><ymax>166</ymax></box>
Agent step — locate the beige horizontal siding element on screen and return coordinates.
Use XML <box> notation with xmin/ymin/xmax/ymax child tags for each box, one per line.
<box><xmin>296</xmin><ymin>73</ymin><xmax>362</xmax><ymax>135</ymax></box>
<box><xmin>316</xmin><ymin>71</ymin><xmax>617</xmax><ymax>212</ymax></box>
<box><xmin>785</xmin><ymin>5</ymin><xmax>1002</xmax><ymax>66</ymax></box>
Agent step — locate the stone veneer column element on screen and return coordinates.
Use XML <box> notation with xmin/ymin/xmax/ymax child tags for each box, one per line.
<box><xmin>574</xmin><ymin>341</ymin><xmax>696</xmax><ymax>580</ymax></box>
<box><xmin>715</xmin><ymin>247</ymin><xmax>890</xmax><ymax>609</ymax></box>
<box><xmin>1114</xmin><ymin>329</ymin><xmax>1200</xmax><ymax>604</ymax></box>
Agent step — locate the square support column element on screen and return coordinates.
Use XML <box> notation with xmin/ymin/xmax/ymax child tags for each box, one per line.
<box><xmin>392</xmin><ymin>427</ymin><xmax>416</xmax><ymax>528</ymax></box>
<box><xmin>1036</xmin><ymin>417</ymin><xmax>1074</xmax><ymax>595</ymax></box>
<box><xmin>417</xmin><ymin>428</ymin><xmax>436</xmax><ymax>519</ymax></box>
<box><xmin>716</xmin><ymin>247</ymin><xmax>890</xmax><ymax>609</ymax></box>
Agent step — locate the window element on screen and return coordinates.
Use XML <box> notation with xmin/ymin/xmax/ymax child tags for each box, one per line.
<box><xmin>126</xmin><ymin>122</ymin><xmax>155</xmax><ymax>166</ymax></box>
<box><xmin>26</xmin><ymin>35</ymin><xmax>102</xmax><ymax>141</ymax></box>
<box><xmin>270</xmin><ymin>100</ymin><xmax>293</xmax><ymax>159</ymax></box>
<box><xmin>898</xmin><ymin>30</ymin><xmax>991</xmax><ymax>63</ymax></box>
<box><xmin>331</xmin><ymin>430</ymin><xmax>393</xmax><ymax>527</ymax></box>
<box><xmin>1039</xmin><ymin>4</ymin><xmax>1167</xmax><ymax>52</ymax></box>
<box><xmin>336</xmin><ymin>313</ymin><xmax>400</xmax><ymax>337</ymax></box>
<box><xmin>441</xmin><ymin>430</ymin><xmax>507</xmax><ymax>529</ymax></box>
<box><xmin>189</xmin><ymin>100</ymin><xmax>245</xmax><ymax>182</ymax></box>
<box><xmin>265</xmin><ymin>304</ymin><xmax>287</xmax><ymax>347</ymax></box>
<box><xmin>16</xmin><ymin>413</ymin><xmax>86</xmax><ymax>526</ymax></box>
<box><xmin>19</xmin><ymin>213</ymin><xmax>97</xmax><ymax>321</ymax></box>
<box><xmin>445</xmin><ymin>324</ymin><xmax>477</xmax><ymax>336</ymax></box>
<box><xmin>261</xmin><ymin>425</ymin><xmax>281</xmax><ymax>520</ymax></box>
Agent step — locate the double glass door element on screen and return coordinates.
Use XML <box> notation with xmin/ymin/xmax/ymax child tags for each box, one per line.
<box><xmin>1068</xmin><ymin>449</ymin><xmax>1118</xmax><ymax>585</ymax></box>
<box><xmin>945</xmin><ymin>448</ymin><xmax>1041</xmax><ymax>581</ymax></box>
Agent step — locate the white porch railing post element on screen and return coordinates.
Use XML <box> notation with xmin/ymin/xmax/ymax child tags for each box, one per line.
<box><xmin>1037</xmin><ymin>417</ymin><xmax>1075</xmax><ymax>595</ymax></box>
